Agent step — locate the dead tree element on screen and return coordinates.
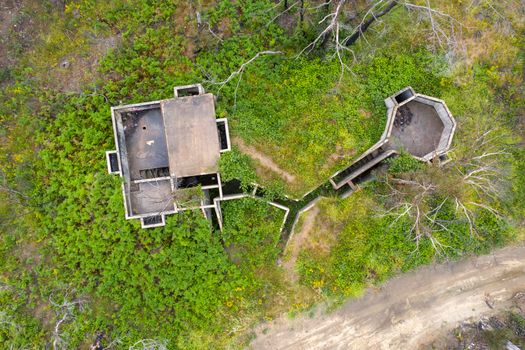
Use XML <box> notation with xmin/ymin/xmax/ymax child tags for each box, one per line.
<box><xmin>381</xmin><ymin>127</ymin><xmax>509</xmax><ymax>256</ymax></box>
<box><xmin>209</xmin><ymin>50</ymin><xmax>283</xmax><ymax>109</ymax></box>
<box><xmin>344</xmin><ymin>1</ymin><xmax>398</xmax><ymax>46</ymax></box>
<box><xmin>291</xmin><ymin>0</ymin><xmax>463</xmax><ymax>80</ymax></box>
<box><xmin>402</xmin><ymin>1</ymin><xmax>463</xmax><ymax>54</ymax></box>
<box><xmin>292</xmin><ymin>0</ymin><xmax>400</xmax><ymax>81</ymax></box>
<box><xmin>207</xmin><ymin>1</ymin><xmax>463</xmax><ymax>95</ymax></box>
<box><xmin>128</xmin><ymin>339</ymin><xmax>168</xmax><ymax>350</ymax></box>
<box><xmin>49</xmin><ymin>289</ymin><xmax>86</xmax><ymax>350</ymax></box>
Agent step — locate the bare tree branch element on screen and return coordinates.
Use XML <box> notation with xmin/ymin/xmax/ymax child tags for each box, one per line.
<box><xmin>129</xmin><ymin>339</ymin><xmax>168</xmax><ymax>350</ymax></box>
<box><xmin>343</xmin><ymin>0</ymin><xmax>398</xmax><ymax>46</ymax></box>
<box><xmin>401</xmin><ymin>0</ymin><xmax>464</xmax><ymax>53</ymax></box>
<box><xmin>210</xmin><ymin>50</ymin><xmax>283</xmax><ymax>110</ymax></box>
<box><xmin>49</xmin><ymin>289</ymin><xmax>86</xmax><ymax>350</ymax></box>
<box><xmin>204</xmin><ymin>22</ymin><xmax>223</xmax><ymax>42</ymax></box>
<box><xmin>267</xmin><ymin>0</ymin><xmax>300</xmax><ymax>27</ymax></box>
<box><xmin>295</xmin><ymin>0</ymin><xmax>346</xmax><ymax>57</ymax></box>
<box><xmin>379</xmin><ymin>123</ymin><xmax>510</xmax><ymax>257</ymax></box>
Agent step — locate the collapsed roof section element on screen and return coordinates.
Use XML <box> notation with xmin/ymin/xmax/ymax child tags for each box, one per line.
<box><xmin>106</xmin><ymin>84</ymin><xmax>231</xmax><ymax>228</ymax></box>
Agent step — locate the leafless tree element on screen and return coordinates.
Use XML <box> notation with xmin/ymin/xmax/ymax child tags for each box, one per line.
<box><xmin>205</xmin><ymin>0</ymin><xmax>464</xmax><ymax>101</ymax></box>
<box><xmin>381</xmin><ymin>128</ymin><xmax>509</xmax><ymax>256</ymax></box>
<box><xmin>49</xmin><ymin>289</ymin><xmax>87</xmax><ymax>350</ymax></box>
<box><xmin>294</xmin><ymin>0</ymin><xmax>356</xmax><ymax>82</ymax></box>
<box><xmin>288</xmin><ymin>0</ymin><xmax>463</xmax><ymax>80</ymax></box>
<box><xmin>209</xmin><ymin>50</ymin><xmax>283</xmax><ymax>109</ymax></box>
<box><xmin>128</xmin><ymin>339</ymin><xmax>168</xmax><ymax>350</ymax></box>
<box><xmin>402</xmin><ymin>0</ymin><xmax>464</xmax><ymax>56</ymax></box>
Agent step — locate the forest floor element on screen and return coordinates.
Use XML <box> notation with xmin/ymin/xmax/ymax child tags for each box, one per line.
<box><xmin>250</xmin><ymin>243</ymin><xmax>525</xmax><ymax>350</ymax></box>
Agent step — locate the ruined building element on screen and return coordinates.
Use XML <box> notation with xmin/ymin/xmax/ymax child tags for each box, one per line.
<box><xmin>106</xmin><ymin>85</ymin><xmax>455</xmax><ymax>234</ymax></box>
<box><xmin>106</xmin><ymin>84</ymin><xmax>231</xmax><ymax>228</ymax></box>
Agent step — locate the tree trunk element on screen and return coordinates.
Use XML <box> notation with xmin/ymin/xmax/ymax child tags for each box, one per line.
<box><xmin>344</xmin><ymin>1</ymin><xmax>398</xmax><ymax>46</ymax></box>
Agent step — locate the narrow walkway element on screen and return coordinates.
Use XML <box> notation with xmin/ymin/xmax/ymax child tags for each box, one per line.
<box><xmin>282</xmin><ymin>207</ymin><xmax>320</xmax><ymax>283</ymax></box>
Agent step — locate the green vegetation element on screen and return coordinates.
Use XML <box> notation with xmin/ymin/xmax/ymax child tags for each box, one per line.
<box><xmin>219</xmin><ymin>147</ymin><xmax>258</xmax><ymax>190</ymax></box>
<box><xmin>221</xmin><ymin>198</ymin><xmax>284</xmax><ymax>267</ymax></box>
<box><xmin>385</xmin><ymin>151</ymin><xmax>424</xmax><ymax>174</ymax></box>
<box><xmin>296</xmin><ymin>184</ymin><xmax>514</xmax><ymax>300</ymax></box>
<box><xmin>297</xmin><ymin>192</ymin><xmax>418</xmax><ymax>297</ymax></box>
<box><xmin>0</xmin><ymin>0</ymin><xmax>523</xmax><ymax>349</ymax></box>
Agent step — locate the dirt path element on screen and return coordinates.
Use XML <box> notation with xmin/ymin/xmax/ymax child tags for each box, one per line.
<box><xmin>0</xmin><ymin>1</ymin><xmax>22</xmax><ymax>69</ymax></box>
<box><xmin>250</xmin><ymin>244</ymin><xmax>525</xmax><ymax>350</ymax></box>
<box><xmin>234</xmin><ymin>137</ymin><xmax>296</xmax><ymax>183</ymax></box>
<box><xmin>282</xmin><ymin>207</ymin><xmax>320</xmax><ymax>282</ymax></box>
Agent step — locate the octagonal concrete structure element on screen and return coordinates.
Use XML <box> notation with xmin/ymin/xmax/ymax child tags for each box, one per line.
<box><xmin>384</xmin><ymin>87</ymin><xmax>456</xmax><ymax>161</ymax></box>
<box><xmin>330</xmin><ymin>87</ymin><xmax>456</xmax><ymax>189</ymax></box>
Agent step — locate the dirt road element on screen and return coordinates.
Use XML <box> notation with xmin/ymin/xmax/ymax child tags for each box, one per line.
<box><xmin>250</xmin><ymin>244</ymin><xmax>525</xmax><ymax>350</ymax></box>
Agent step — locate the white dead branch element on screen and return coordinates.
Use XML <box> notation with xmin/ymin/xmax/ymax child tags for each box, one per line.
<box><xmin>296</xmin><ymin>0</ymin><xmax>346</xmax><ymax>57</ymax></box>
<box><xmin>297</xmin><ymin>0</ymin><xmax>357</xmax><ymax>82</ymax></box>
<box><xmin>401</xmin><ymin>0</ymin><xmax>464</xmax><ymax>54</ymax></box>
<box><xmin>381</xmin><ymin>125</ymin><xmax>509</xmax><ymax>256</ymax></box>
<box><xmin>99</xmin><ymin>337</ymin><xmax>123</xmax><ymax>350</ymax></box>
<box><xmin>204</xmin><ymin>22</ymin><xmax>223</xmax><ymax>42</ymax></box>
<box><xmin>129</xmin><ymin>339</ymin><xmax>168</xmax><ymax>350</ymax></box>
<box><xmin>307</xmin><ymin>0</ymin><xmax>333</xmax><ymax>11</ymax></box>
<box><xmin>295</xmin><ymin>0</ymin><xmax>398</xmax><ymax>82</ymax></box>
<box><xmin>211</xmin><ymin>50</ymin><xmax>283</xmax><ymax>109</ymax></box>
<box><xmin>49</xmin><ymin>289</ymin><xmax>86</xmax><ymax>350</ymax></box>
<box><xmin>267</xmin><ymin>0</ymin><xmax>301</xmax><ymax>27</ymax></box>
<box><xmin>287</xmin><ymin>0</ymin><xmax>463</xmax><ymax>79</ymax></box>
<box><xmin>262</xmin><ymin>0</ymin><xmax>286</xmax><ymax>14</ymax></box>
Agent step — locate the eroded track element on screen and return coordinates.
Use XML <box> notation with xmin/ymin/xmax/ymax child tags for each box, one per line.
<box><xmin>250</xmin><ymin>244</ymin><xmax>525</xmax><ymax>350</ymax></box>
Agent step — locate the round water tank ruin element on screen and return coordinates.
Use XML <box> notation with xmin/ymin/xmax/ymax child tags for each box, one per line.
<box><xmin>329</xmin><ymin>87</ymin><xmax>456</xmax><ymax>189</ymax></box>
<box><xmin>385</xmin><ymin>87</ymin><xmax>456</xmax><ymax>161</ymax></box>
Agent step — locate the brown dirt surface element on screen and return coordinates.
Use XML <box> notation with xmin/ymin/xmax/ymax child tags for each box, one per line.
<box><xmin>234</xmin><ymin>137</ymin><xmax>297</xmax><ymax>183</ymax></box>
<box><xmin>48</xmin><ymin>34</ymin><xmax>121</xmax><ymax>92</ymax></box>
<box><xmin>282</xmin><ymin>206</ymin><xmax>320</xmax><ymax>283</ymax></box>
<box><xmin>322</xmin><ymin>144</ymin><xmax>354</xmax><ymax>173</ymax></box>
<box><xmin>0</xmin><ymin>1</ymin><xmax>15</xmax><ymax>67</ymax></box>
<box><xmin>0</xmin><ymin>0</ymin><xmax>35</xmax><ymax>72</ymax></box>
<box><xmin>250</xmin><ymin>243</ymin><xmax>525</xmax><ymax>350</ymax></box>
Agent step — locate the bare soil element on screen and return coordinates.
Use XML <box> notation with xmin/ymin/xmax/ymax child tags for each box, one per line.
<box><xmin>0</xmin><ymin>0</ymin><xmax>33</xmax><ymax>73</ymax></box>
<box><xmin>234</xmin><ymin>137</ymin><xmax>297</xmax><ymax>183</ymax></box>
<box><xmin>250</xmin><ymin>243</ymin><xmax>525</xmax><ymax>350</ymax></box>
<box><xmin>282</xmin><ymin>207</ymin><xmax>320</xmax><ymax>283</ymax></box>
<box><xmin>50</xmin><ymin>34</ymin><xmax>120</xmax><ymax>92</ymax></box>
